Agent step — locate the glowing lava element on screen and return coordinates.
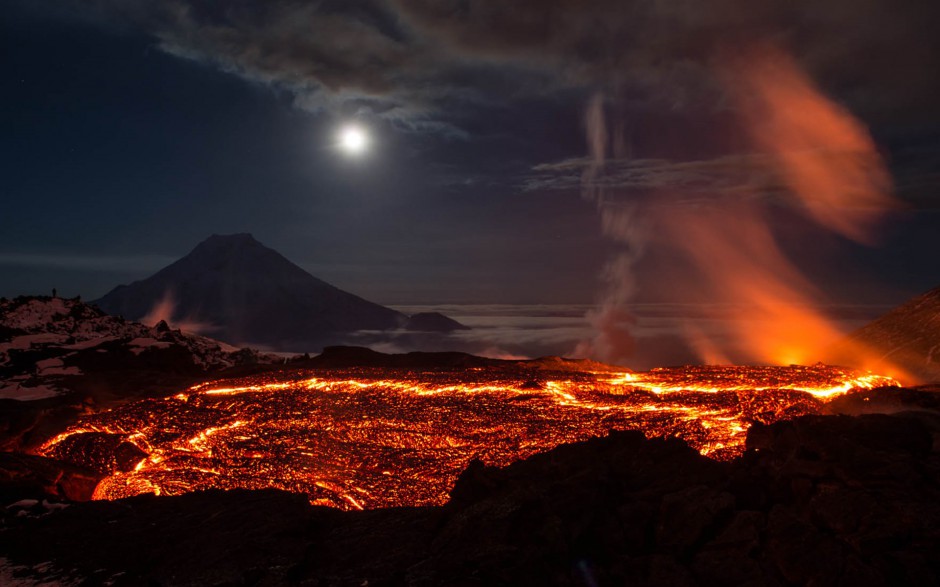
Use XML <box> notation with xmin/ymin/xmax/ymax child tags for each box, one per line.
<box><xmin>40</xmin><ymin>364</ymin><xmax>897</xmax><ymax>510</ymax></box>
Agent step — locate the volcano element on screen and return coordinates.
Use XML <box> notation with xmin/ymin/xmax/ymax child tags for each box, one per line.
<box><xmin>93</xmin><ymin>234</ymin><xmax>463</xmax><ymax>350</ymax></box>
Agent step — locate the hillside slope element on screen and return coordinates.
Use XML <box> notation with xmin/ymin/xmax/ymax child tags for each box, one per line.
<box><xmin>828</xmin><ymin>285</ymin><xmax>940</xmax><ymax>383</ymax></box>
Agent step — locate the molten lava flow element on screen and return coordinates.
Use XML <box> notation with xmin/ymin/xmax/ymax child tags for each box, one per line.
<box><xmin>40</xmin><ymin>364</ymin><xmax>897</xmax><ymax>510</ymax></box>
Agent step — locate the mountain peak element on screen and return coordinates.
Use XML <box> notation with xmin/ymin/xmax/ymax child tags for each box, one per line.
<box><xmin>93</xmin><ymin>235</ymin><xmax>408</xmax><ymax>350</ymax></box>
<box><xmin>205</xmin><ymin>233</ymin><xmax>258</xmax><ymax>243</ymax></box>
<box><xmin>195</xmin><ymin>233</ymin><xmax>263</xmax><ymax>251</ymax></box>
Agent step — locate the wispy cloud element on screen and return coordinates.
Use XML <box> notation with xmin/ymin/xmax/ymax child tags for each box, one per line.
<box><xmin>0</xmin><ymin>252</ymin><xmax>175</xmax><ymax>272</ymax></box>
<box><xmin>523</xmin><ymin>154</ymin><xmax>780</xmax><ymax>199</ymax></box>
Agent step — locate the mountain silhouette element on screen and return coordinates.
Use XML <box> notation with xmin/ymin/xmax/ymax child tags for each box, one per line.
<box><xmin>93</xmin><ymin>234</ymin><xmax>414</xmax><ymax>350</ymax></box>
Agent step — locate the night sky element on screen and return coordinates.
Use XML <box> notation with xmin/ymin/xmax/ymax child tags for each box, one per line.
<box><xmin>3</xmin><ymin>0</ymin><xmax>939</xmax><ymax>314</ymax></box>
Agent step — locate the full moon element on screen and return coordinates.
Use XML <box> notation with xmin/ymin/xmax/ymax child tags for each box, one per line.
<box><xmin>338</xmin><ymin>125</ymin><xmax>368</xmax><ymax>155</ymax></box>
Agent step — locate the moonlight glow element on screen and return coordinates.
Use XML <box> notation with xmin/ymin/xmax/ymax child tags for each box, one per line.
<box><xmin>338</xmin><ymin>125</ymin><xmax>369</xmax><ymax>155</ymax></box>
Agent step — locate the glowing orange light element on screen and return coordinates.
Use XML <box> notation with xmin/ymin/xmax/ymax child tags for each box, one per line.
<box><xmin>39</xmin><ymin>364</ymin><xmax>898</xmax><ymax>510</ymax></box>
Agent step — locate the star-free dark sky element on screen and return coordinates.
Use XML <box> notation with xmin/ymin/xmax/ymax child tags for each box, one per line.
<box><xmin>3</xmin><ymin>0</ymin><xmax>939</xmax><ymax>310</ymax></box>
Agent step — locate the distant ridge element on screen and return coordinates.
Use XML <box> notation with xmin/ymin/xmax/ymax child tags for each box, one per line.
<box><xmin>94</xmin><ymin>234</ymin><xmax>465</xmax><ymax>350</ymax></box>
<box><xmin>305</xmin><ymin>346</ymin><xmax>622</xmax><ymax>372</ymax></box>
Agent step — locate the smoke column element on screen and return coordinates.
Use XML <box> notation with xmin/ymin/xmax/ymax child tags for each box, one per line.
<box><xmin>575</xmin><ymin>94</ymin><xmax>648</xmax><ymax>364</ymax></box>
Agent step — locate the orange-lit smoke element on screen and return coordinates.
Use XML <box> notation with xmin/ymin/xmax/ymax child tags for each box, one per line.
<box><xmin>657</xmin><ymin>201</ymin><xmax>845</xmax><ymax>366</ymax></box>
<box><xmin>669</xmin><ymin>48</ymin><xmax>901</xmax><ymax>368</ymax></box>
<box><xmin>666</xmin><ymin>47</ymin><xmax>899</xmax><ymax>368</ymax></box>
<box><xmin>140</xmin><ymin>291</ymin><xmax>215</xmax><ymax>335</ymax></box>
<box><xmin>727</xmin><ymin>47</ymin><xmax>896</xmax><ymax>244</ymax></box>
<box><xmin>581</xmin><ymin>46</ymin><xmax>904</xmax><ymax>376</ymax></box>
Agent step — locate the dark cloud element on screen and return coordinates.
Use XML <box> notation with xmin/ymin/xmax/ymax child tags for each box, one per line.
<box><xmin>392</xmin><ymin>0</ymin><xmax>940</xmax><ymax>121</ymax></box>
<box><xmin>81</xmin><ymin>1</ymin><xmax>437</xmax><ymax>111</ymax></box>
<box><xmin>33</xmin><ymin>0</ymin><xmax>937</xmax><ymax>137</ymax></box>
<box><xmin>39</xmin><ymin>0</ymin><xmax>565</xmax><ymax>137</ymax></box>
<box><xmin>0</xmin><ymin>253</ymin><xmax>176</xmax><ymax>272</ymax></box>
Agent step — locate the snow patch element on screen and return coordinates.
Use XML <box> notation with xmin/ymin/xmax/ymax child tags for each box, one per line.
<box><xmin>128</xmin><ymin>337</ymin><xmax>173</xmax><ymax>355</ymax></box>
<box><xmin>0</xmin><ymin>382</ymin><xmax>60</xmax><ymax>401</ymax></box>
<box><xmin>34</xmin><ymin>357</ymin><xmax>82</xmax><ymax>376</ymax></box>
<box><xmin>2</xmin><ymin>334</ymin><xmax>69</xmax><ymax>351</ymax></box>
<box><xmin>64</xmin><ymin>336</ymin><xmax>119</xmax><ymax>350</ymax></box>
<box><xmin>2</xmin><ymin>298</ymin><xmax>69</xmax><ymax>330</ymax></box>
<box><xmin>6</xmin><ymin>499</ymin><xmax>39</xmax><ymax>509</ymax></box>
<box><xmin>35</xmin><ymin>358</ymin><xmax>63</xmax><ymax>370</ymax></box>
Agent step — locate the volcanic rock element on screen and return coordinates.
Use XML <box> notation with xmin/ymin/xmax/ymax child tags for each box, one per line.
<box><xmin>1</xmin><ymin>489</ymin><xmax>312</xmax><ymax>585</ymax></box>
<box><xmin>43</xmin><ymin>432</ymin><xmax>148</xmax><ymax>475</ymax></box>
<box><xmin>0</xmin><ymin>452</ymin><xmax>101</xmax><ymax>502</ymax></box>
<box><xmin>3</xmin><ymin>409</ymin><xmax>940</xmax><ymax>585</ymax></box>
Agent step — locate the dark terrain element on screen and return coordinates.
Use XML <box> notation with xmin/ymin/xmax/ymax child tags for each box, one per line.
<box><xmin>2</xmin><ymin>388</ymin><xmax>939</xmax><ymax>586</ymax></box>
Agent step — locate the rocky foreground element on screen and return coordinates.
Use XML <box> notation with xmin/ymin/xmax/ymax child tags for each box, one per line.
<box><xmin>2</xmin><ymin>388</ymin><xmax>939</xmax><ymax>586</ymax></box>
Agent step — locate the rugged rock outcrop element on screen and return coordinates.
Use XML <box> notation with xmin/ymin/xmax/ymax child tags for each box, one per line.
<box><xmin>0</xmin><ymin>296</ymin><xmax>271</xmax><ymax>398</ymax></box>
<box><xmin>0</xmin><ymin>452</ymin><xmax>100</xmax><ymax>502</ymax></box>
<box><xmin>0</xmin><ymin>296</ymin><xmax>277</xmax><ymax>450</ymax></box>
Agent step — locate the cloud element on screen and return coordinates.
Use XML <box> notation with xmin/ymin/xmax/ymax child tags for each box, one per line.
<box><xmin>45</xmin><ymin>0</ymin><xmax>555</xmax><ymax>137</ymax></box>
<box><xmin>391</xmin><ymin>0</ymin><xmax>940</xmax><ymax>120</ymax></box>
<box><xmin>0</xmin><ymin>252</ymin><xmax>176</xmax><ymax>273</ymax></box>
<box><xmin>39</xmin><ymin>0</ymin><xmax>939</xmax><ymax>135</ymax></box>
<box><xmin>524</xmin><ymin>155</ymin><xmax>779</xmax><ymax>198</ymax></box>
<box><xmin>97</xmin><ymin>2</ymin><xmax>432</xmax><ymax>104</ymax></box>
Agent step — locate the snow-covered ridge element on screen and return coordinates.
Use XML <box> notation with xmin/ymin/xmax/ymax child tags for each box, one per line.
<box><xmin>0</xmin><ymin>296</ymin><xmax>276</xmax><ymax>401</ymax></box>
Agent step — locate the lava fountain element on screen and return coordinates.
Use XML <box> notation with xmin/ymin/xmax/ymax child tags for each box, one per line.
<box><xmin>40</xmin><ymin>362</ymin><xmax>897</xmax><ymax>510</ymax></box>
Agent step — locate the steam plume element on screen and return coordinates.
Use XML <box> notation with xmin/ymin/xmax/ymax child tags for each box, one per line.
<box><xmin>140</xmin><ymin>291</ymin><xmax>215</xmax><ymax>336</ymax></box>
<box><xmin>575</xmin><ymin>94</ymin><xmax>647</xmax><ymax>363</ymax></box>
